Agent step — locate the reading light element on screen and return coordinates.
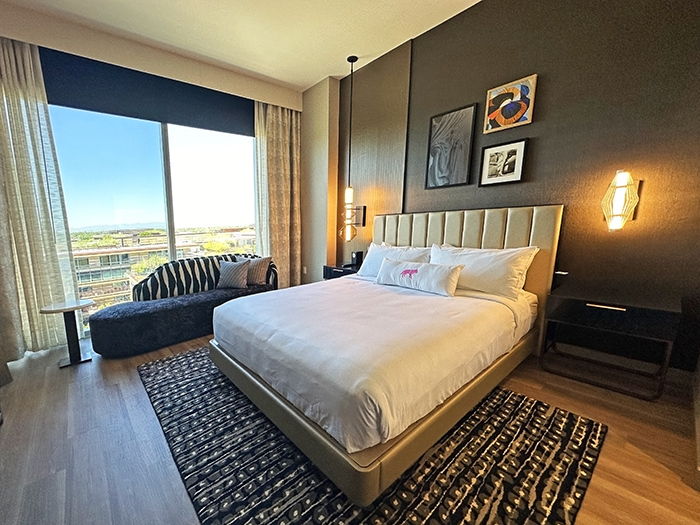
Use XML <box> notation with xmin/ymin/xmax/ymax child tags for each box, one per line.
<box><xmin>601</xmin><ymin>170</ymin><xmax>639</xmax><ymax>231</ymax></box>
<box><xmin>339</xmin><ymin>55</ymin><xmax>366</xmax><ymax>242</ymax></box>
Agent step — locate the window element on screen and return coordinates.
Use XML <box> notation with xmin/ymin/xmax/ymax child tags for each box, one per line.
<box><xmin>99</xmin><ymin>255</ymin><xmax>123</xmax><ymax>266</ymax></box>
<box><xmin>167</xmin><ymin>124</ymin><xmax>256</xmax><ymax>258</ymax></box>
<box><xmin>50</xmin><ymin>107</ymin><xmax>256</xmax><ymax>332</ymax></box>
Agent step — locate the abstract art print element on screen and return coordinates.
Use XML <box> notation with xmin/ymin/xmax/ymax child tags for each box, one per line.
<box><xmin>425</xmin><ymin>104</ymin><xmax>476</xmax><ymax>189</ymax></box>
<box><xmin>484</xmin><ymin>74</ymin><xmax>537</xmax><ymax>134</ymax></box>
<box><xmin>480</xmin><ymin>138</ymin><xmax>528</xmax><ymax>186</ymax></box>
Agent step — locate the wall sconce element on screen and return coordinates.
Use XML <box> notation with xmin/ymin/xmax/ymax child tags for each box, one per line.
<box><xmin>338</xmin><ymin>55</ymin><xmax>365</xmax><ymax>242</ymax></box>
<box><xmin>340</xmin><ymin>186</ymin><xmax>366</xmax><ymax>242</ymax></box>
<box><xmin>601</xmin><ymin>170</ymin><xmax>640</xmax><ymax>231</ymax></box>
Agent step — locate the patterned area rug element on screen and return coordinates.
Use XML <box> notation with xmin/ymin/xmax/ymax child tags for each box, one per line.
<box><xmin>138</xmin><ymin>348</ymin><xmax>607</xmax><ymax>525</ymax></box>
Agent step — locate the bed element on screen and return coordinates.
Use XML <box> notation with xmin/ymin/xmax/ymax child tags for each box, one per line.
<box><xmin>209</xmin><ymin>204</ymin><xmax>563</xmax><ymax>506</ymax></box>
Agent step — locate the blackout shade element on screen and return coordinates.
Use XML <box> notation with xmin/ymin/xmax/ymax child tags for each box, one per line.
<box><xmin>39</xmin><ymin>47</ymin><xmax>254</xmax><ymax>136</ymax></box>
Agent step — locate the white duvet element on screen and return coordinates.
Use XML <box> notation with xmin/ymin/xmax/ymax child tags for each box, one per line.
<box><xmin>213</xmin><ymin>275</ymin><xmax>536</xmax><ymax>453</ymax></box>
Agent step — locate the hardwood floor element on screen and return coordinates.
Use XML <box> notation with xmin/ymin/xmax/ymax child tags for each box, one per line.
<box><xmin>0</xmin><ymin>337</ymin><xmax>698</xmax><ymax>524</ymax></box>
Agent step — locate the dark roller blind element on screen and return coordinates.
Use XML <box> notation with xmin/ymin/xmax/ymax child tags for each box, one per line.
<box><xmin>39</xmin><ymin>47</ymin><xmax>254</xmax><ymax>136</ymax></box>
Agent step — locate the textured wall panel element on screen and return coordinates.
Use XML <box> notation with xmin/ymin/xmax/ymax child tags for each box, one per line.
<box><xmin>337</xmin><ymin>43</ymin><xmax>411</xmax><ymax>264</ymax></box>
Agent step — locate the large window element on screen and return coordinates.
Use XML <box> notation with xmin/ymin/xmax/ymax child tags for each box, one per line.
<box><xmin>50</xmin><ymin>107</ymin><xmax>256</xmax><ymax>331</ymax></box>
<box><xmin>167</xmin><ymin>124</ymin><xmax>256</xmax><ymax>256</ymax></box>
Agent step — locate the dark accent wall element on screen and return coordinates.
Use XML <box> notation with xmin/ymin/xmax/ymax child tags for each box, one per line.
<box><xmin>336</xmin><ymin>43</ymin><xmax>411</xmax><ymax>264</ymax></box>
<box><xmin>40</xmin><ymin>47</ymin><xmax>254</xmax><ymax>136</ymax></box>
<box><xmin>401</xmin><ymin>0</ymin><xmax>700</xmax><ymax>311</ymax></box>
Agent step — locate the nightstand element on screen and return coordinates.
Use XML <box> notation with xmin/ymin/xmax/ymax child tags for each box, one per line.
<box><xmin>541</xmin><ymin>290</ymin><xmax>681</xmax><ymax>400</ymax></box>
<box><xmin>323</xmin><ymin>265</ymin><xmax>357</xmax><ymax>279</ymax></box>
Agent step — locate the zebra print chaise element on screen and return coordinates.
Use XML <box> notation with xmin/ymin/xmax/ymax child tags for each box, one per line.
<box><xmin>89</xmin><ymin>254</ymin><xmax>278</xmax><ymax>358</ymax></box>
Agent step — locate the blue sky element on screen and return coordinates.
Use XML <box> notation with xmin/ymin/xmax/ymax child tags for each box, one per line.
<box><xmin>49</xmin><ymin>106</ymin><xmax>255</xmax><ymax>231</ymax></box>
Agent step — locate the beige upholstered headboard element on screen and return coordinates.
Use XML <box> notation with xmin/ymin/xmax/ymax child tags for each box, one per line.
<box><xmin>373</xmin><ymin>205</ymin><xmax>564</xmax><ymax>349</ymax></box>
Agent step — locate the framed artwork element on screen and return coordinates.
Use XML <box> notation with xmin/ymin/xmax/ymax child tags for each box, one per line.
<box><xmin>479</xmin><ymin>138</ymin><xmax>528</xmax><ymax>186</ymax></box>
<box><xmin>425</xmin><ymin>104</ymin><xmax>476</xmax><ymax>189</ymax></box>
<box><xmin>483</xmin><ymin>74</ymin><xmax>537</xmax><ymax>134</ymax></box>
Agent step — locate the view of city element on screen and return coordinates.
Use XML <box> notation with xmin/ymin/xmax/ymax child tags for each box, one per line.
<box><xmin>49</xmin><ymin>105</ymin><xmax>257</xmax><ymax>333</ymax></box>
<box><xmin>73</xmin><ymin>226</ymin><xmax>255</xmax><ymax>330</ymax></box>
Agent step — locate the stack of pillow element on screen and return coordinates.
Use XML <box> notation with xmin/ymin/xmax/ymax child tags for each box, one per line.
<box><xmin>355</xmin><ymin>242</ymin><xmax>539</xmax><ymax>299</ymax></box>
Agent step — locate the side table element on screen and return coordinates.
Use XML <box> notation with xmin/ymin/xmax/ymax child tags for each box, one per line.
<box><xmin>40</xmin><ymin>298</ymin><xmax>95</xmax><ymax>368</ymax></box>
<box><xmin>323</xmin><ymin>265</ymin><xmax>357</xmax><ymax>280</ymax></box>
<box><xmin>541</xmin><ymin>295</ymin><xmax>680</xmax><ymax>400</ymax></box>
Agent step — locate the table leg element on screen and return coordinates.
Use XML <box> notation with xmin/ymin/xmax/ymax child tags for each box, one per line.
<box><xmin>58</xmin><ymin>310</ymin><xmax>92</xmax><ymax>368</ymax></box>
<box><xmin>694</xmin><ymin>365</ymin><xmax>700</xmax><ymax>491</ymax></box>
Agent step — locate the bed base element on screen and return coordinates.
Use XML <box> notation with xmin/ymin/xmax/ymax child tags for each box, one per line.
<box><xmin>209</xmin><ymin>330</ymin><xmax>536</xmax><ymax>507</ymax></box>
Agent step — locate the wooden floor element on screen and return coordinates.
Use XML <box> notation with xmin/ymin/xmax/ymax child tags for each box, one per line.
<box><xmin>0</xmin><ymin>337</ymin><xmax>698</xmax><ymax>525</ymax></box>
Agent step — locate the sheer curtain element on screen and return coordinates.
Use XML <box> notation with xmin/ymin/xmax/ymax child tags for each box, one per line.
<box><xmin>254</xmin><ymin>102</ymin><xmax>302</xmax><ymax>288</ymax></box>
<box><xmin>0</xmin><ymin>38</ymin><xmax>79</xmax><ymax>385</ymax></box>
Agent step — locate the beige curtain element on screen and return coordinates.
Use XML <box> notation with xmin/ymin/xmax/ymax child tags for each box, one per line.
<box><xmin>254</xmin><ymin>102</ymin><xmax>302</xmax><ymax>288</ymax></box>
<box><xmin>0</xmin><ymin>38</ymin><xmax>79</xmax><ymax>385</ymax></box>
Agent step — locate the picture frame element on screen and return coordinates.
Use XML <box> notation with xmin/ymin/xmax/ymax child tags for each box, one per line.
<box><xmin>483</xmin><ymin>74</ymin><xmax>537</xmax><ymax>134</ymax></box>
<box><xmin>479</xmin><ymin>138</ymin><xmax>528</xmax><ymax>186</ymax></box>
<box><xmin>425</xmin><ymin>103</ymin><xmax>476</xmax><ymax>189</ymax></box>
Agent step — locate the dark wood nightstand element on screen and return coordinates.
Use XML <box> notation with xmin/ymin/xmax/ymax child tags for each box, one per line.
<box><xmin>541</xmin><ymin>290</ymin><xmax>681</xmax><ymax>400</ymax></box>
<box><xmin>323</xmin><ymin>265</ymin><xmax>357</xmax><ymax>279</ymax></box>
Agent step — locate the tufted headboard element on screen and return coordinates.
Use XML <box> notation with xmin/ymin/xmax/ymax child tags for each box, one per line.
<box><xmin>372</xmin><ymin>205</ymin><xmax>564</xmax><ymax>348</ymax></box>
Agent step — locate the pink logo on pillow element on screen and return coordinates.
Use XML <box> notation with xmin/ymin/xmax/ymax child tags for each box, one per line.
<box><xmin>400</xmin><ymin>269</ymin><xmax>418</xmax><ymax>278</ymax></box>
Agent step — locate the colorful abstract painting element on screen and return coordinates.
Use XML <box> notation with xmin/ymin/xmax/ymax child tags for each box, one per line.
<box><xmin>484</xmin><ymin>74</ymin><xmax>537</xmax><ymax>134</ymax></box>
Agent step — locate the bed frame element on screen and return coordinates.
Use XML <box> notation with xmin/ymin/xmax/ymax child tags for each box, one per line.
<box><xmin>210</xmin><ymin>204</ymin><xmax>564</xmax><ymax>506</ymax></box>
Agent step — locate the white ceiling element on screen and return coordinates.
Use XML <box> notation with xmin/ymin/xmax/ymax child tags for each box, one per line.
<box><xmin>4</xmin><ymin>0</ymin><xmax>481</xmax><ymax>91</ymax></box>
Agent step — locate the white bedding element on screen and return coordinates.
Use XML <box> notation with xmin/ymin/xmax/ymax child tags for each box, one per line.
<box><xmin>212</xmin><ymin>275</ymin><xmax>537</xmax><ymax>453</ymax></box>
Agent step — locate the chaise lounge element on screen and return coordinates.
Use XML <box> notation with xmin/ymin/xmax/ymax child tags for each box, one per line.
<box><xmin>89</xmin><ymin>253</ymin><xmax>277</xmax><ymax>358</ymax></box>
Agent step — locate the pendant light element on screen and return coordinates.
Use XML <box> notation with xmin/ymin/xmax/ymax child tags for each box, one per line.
<box><xmin>339</xmin><ymin>55</ymin><xmax>365</xmax><ymax>242</ymax></box>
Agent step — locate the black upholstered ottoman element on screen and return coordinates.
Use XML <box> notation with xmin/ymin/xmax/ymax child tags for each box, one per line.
<box><xmin>89</xmin><ymin>285</ymin><xmax>272</xmax><ymax>358</ymax></box>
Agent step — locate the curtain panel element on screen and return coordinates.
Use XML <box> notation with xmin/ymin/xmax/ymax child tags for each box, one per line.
<box><xmin>254</xmin><ymin>102</ymin><xmax>302</xmax><ymax>289</ymax></box>
<box><xmin>0</xmin><ymin>38</ymin><xmax>79</xmax><ymax>385</ymax></box>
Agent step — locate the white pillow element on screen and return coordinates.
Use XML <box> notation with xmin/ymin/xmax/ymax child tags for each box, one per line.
<box><xmin>374</xmin><ymin>258</ymin><xmax>464</xmax><ymax>297</ymax></box>
<box><xmin>356</xmin><ymin>243</ymin><xmax>431</xmax><ymax>278</ymax></box>
<box><xmin>430</xmin><ymin>244</ymin><xmax>539</xmax><ymax>300</ymax></box>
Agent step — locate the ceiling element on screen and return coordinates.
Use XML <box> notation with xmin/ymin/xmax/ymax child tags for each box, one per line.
<box><xmin>4</xmin><ymin>0</ymin><xmax>481</xmax><ymax>91</ymax></box>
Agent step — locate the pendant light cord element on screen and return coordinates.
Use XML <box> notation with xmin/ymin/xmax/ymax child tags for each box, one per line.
<box><xmin>347</xmin><ymin>55</ymin><xmax>357</xmax><ymax>189</ymax></box>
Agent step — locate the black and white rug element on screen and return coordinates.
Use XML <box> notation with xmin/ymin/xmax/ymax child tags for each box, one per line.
<box><xmin>138</xmin><ymin>348</ymin><xmax>607</xmax><ymax>525</ymax></box>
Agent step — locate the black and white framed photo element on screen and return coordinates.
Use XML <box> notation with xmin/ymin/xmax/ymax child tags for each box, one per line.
<box><xmin>479</xmin><ymin>138</ymin><xmax>528</xmax><ymax>186</ymax></box>
<box><xmin>425</xmin><ymin>104</ymin><xmax>476</xmax><ymax>189</ymax></box>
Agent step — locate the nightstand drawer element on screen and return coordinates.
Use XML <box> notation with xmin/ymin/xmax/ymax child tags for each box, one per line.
<box><xmin>323</xmin><ymin>265</ymin><xmax>357</xmax><ymax>279</ymax></box>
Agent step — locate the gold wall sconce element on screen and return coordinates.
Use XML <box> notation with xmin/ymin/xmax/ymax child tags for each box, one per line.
<box><xmin>601</xmin><ymin>170</ymin><xmax>640</xmax><ymax>231</ymax></box>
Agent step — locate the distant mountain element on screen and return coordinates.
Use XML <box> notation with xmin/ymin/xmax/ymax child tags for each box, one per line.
<box><xmin>70</xmin><ymin>222</ymin><xmax>166</xmax><ymax>232</ymax></box>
